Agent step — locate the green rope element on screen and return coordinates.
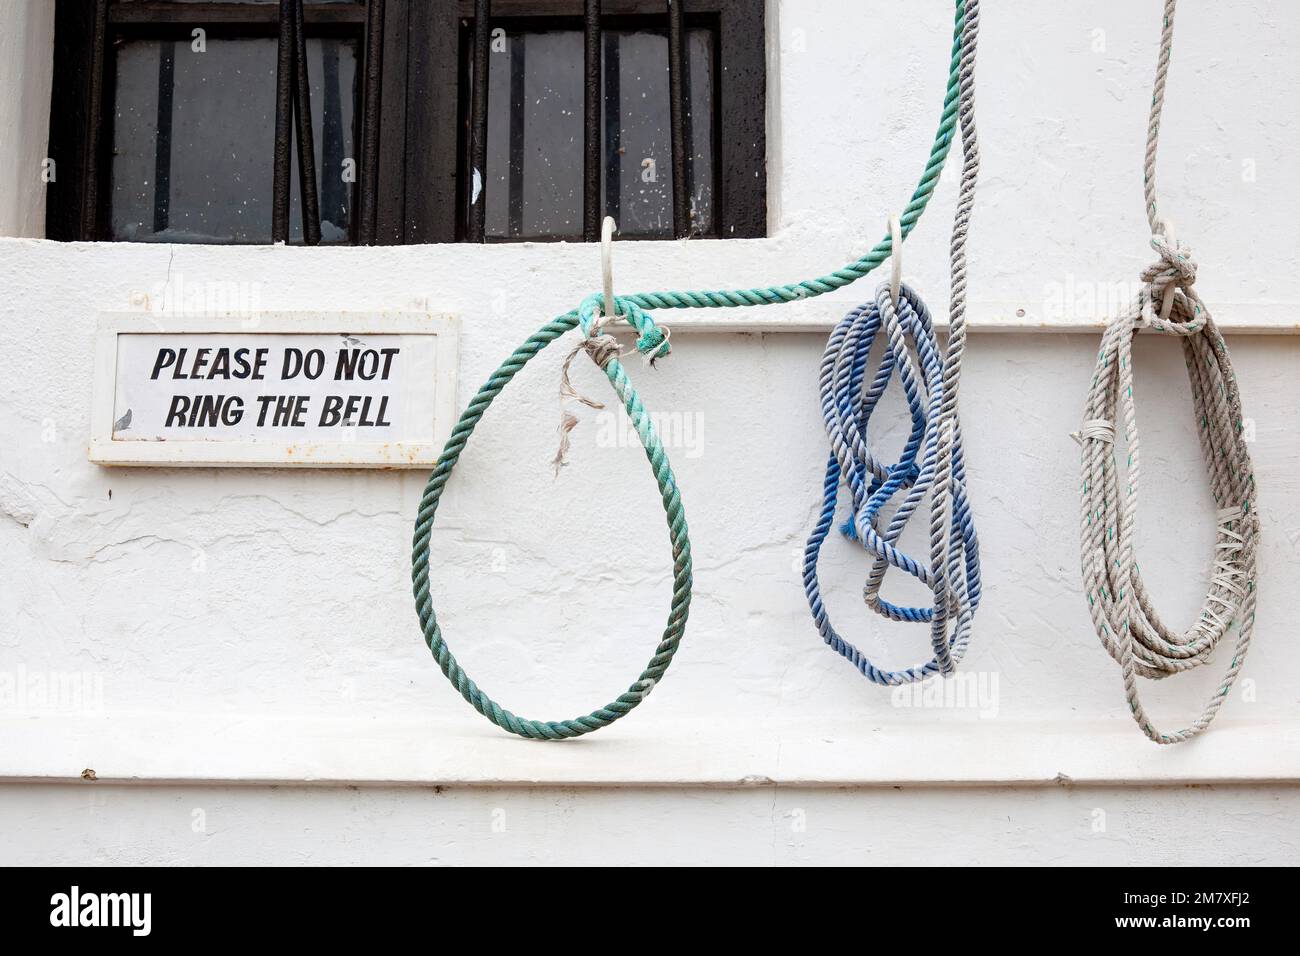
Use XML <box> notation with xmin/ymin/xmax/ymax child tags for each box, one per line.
<box><xmin>411</xmin><ymin>313</ymin><xmax>691</xmax><ymax>739</ymax></box>
<box><xmin>411</xmin><ymin>1</ymin><xmax>968</xmax><ymax>739</ymax></box>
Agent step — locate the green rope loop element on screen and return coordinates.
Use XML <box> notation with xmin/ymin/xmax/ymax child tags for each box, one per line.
<box><xmin>411</xmin><ymin>313</ymin><xmax>692</xmax><ymax>739</ymax></box>
<box><xmin>411</xmin><ymin>0</ymin><xmax>967</xmax><ymax>739</ymax></box>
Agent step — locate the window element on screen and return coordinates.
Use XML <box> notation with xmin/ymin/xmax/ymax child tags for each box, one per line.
<box><xmin>47</xmin><ymin>0</ymin><xmax>765</xmax><ymax>245</ymax></box>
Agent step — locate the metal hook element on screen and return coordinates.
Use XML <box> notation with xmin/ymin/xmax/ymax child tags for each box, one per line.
<box><xmin>601</xmin><ymin>216</ymin><xmax>619</xmax><ymax>320</ymax></box>
<box><xmin>1158</xmin><ymin>217</ymin><xmax>1178</xmax><ymax>324</ymax></box>
<box><xmin>888</xmin><ymin>214</ymin><xmax>903</xmax><ymax>308</ymax></box>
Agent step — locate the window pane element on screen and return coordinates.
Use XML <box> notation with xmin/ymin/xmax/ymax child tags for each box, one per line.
<box><xmin>602</xmin><ymin>28</ymin><xmax>714</xmax><ymax>238</ymax></box>
<box><xmin>468</xmin><ymin>24</ymin><xmax>715</xmax><ymax>242</ymax></box>
<box><xmin>110</xmin><ymin>36</ymin><xmax>356</xmax><ymax>244</ymax></box>
<box><xmin>482</xmin><ymin>30</ymin><xmax>583</xmax><ymax>241</ymax></box>
<box><xmin>686</xmin><ymin>29</ymin><xmax>715</xmax><ymax>236</ymax></box>
<box><xmin>111</xmin><ymin>37</ymin><xmax>277</xmax><ymax>243</ymax></box>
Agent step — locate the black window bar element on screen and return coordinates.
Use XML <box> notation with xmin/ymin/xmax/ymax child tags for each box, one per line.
<box><xmin>467</xmin><ymin>0</ymin><xmax>491</xmax><ymax>243</ymax></box>
<box><xmin>272</xmin><ymin>0</ymin><xmax>321</xmax><ymax>245</ymax></box>
<box><xmin>466</xmin><ymin>0</ymin><xmax>697</xmax><ymax>243</ymax></box>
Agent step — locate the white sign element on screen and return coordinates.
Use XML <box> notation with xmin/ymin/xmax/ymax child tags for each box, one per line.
<box><xmin>90</xmin><ymin>312</ymin><xmax>458</xmax><ymax>467</ymax></box>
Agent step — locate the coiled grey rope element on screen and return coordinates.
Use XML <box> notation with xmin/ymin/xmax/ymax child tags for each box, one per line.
<box><xmin>1077</xmin><ymin>0</ymin><xmax>1260</xmax><ymax>744</ymax></box>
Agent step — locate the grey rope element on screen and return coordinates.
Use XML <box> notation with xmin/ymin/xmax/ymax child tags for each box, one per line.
<box><xmin>929</xmin><ymin>0</ymin><xmax>982</xmax><ymax>669</ymax></box>
<box><xmin>1077</xmin><ymin>0</ymin><xmax>1261</xmax><ymax>744</ymax></box>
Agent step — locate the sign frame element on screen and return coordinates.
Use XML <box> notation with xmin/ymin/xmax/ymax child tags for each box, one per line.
<box><xmin>89</xmin><ymin>311</ymin><xmax>459</xmax><ymax>468</ymax></box>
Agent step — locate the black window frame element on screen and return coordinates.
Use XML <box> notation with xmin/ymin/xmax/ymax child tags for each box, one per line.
<box><xmin>46</xmin><ymin>0</ymin><xmax>766</xmax><ymax>245</ymax></box>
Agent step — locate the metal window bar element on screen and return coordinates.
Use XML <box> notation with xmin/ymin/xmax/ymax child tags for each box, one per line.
<box><xmin>467</xmin><ymin>0</ymin><xmax>491</xmax><ymax>242</ymax></box>
<box><xmin>357</xmin><ymin>0</ymin><xmax>386</xmax><ymax>244</ymax></box>
<box><xmin>291</xmin><ymin>0</ymin><xmax>322</xmax><ymax>244</ymax></box>
<box><xmin>272</xmin><ymin>0</ymin><xmax>321</xmax><ymax>245</ymax></box>
<box><xmin>583</xmin><ymin>0</ymin><xmax>602</xmax><ymax>241</ymax></box>
<box><xmin>272</xmin><ymin>0</ymin><xmax>296</xmax><ymax>241</ymax></box>
<box><xmin>666</xmin><ymin>0</ymin><xmax>690</xmax><ymax>238</ymax></box>
<box><xmin>80</xmin><ymin>0</ymin><xmax>111</xmax><ymax>240</ymax></box>
<box><xmin>470</xmin><ymin>0</ymin><xmax>693</xmax><ymax>243</ymax></box>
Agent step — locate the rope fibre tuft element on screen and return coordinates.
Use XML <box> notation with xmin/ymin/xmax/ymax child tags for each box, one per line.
<box><xmin>802</xmin><ymin>0</ymin><xmax>981</xmax><ymax>684</ymax></box>
<box><xmin>412</xmin><ymin>1</ymin><xmax>972</xmax><ymax>738</ymax></box>
<box><xmin>1076</xmin><ymin>0</ymin><xmax>1260</xmax><ymax>744</ymax></box>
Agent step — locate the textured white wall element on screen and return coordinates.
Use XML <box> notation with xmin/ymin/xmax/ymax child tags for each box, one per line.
<box><xmin>0</xmin><ymin>0</ymin><xmax>54</xmax><ymax>237</ymax></box>
<box><xmin>2</xmin><ymin>0</ymin><xmax>1299</xmax><ymax>864</ymax></box>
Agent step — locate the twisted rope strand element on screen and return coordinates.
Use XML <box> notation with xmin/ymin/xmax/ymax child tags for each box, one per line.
<box><xmin>412</xmin><ymin>1</ymin><xmax>971</xmax><ymax>737</ymax></box>
<box><xmin>801</xmin><ymin>0</ymin><xmax>982</xmax><ymax>685</ymax></box>
<box><xmin>1077</xmin><ymin>0</ymin><xmax>1260</xmax><ymax>744</ymax></box>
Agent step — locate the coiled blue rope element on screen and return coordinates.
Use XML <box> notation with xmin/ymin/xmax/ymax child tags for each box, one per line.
<box><xmin>801</xmin><ymin>0</ymin><xmax>983</xmax><ymax>687</ymax></box>
<box><xmin>803</xmin><ymin>283</ymin><xmax>982</xmax><ymax>685</ymax></box>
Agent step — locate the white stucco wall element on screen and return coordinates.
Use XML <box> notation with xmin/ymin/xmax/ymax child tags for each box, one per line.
<box><xmin>0</xmin><ymin>0</ymin><xmax>54</xmax><ymax>237</ymax></box>
<box><xmin>2</xmin><ymin>0</ymin><xmax>1298</xmax><ymax>865</ymax></box>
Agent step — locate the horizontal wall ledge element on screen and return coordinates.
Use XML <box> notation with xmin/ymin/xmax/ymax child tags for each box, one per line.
<box><xmin>2</xmin><ymin>238</ymin><xmax>1295</xmax><ymax>335</ymax></box>
<box><xmin>660</xmin><ymin>301</ymin><xmax>1300</xmax><ymax>334</ymax></box>
<box><xmin>2</xmin><ymin>712</ymin><xmax>1297</xmax><ymax>789</ymax></box>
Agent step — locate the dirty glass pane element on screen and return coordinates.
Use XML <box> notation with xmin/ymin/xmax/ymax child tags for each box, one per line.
<box><xmin>602</xmin><ymin>28</ymin><xmax>714</xmax><ymax>238</ymax></box>
<box><xmin>110</xmin><ymin>37</ymin><xmax>356</xmax><ymax>244</ymax></box>
<box><xmin>470</xmin><ymin>25</ymin><xmax>715</xmax><ymax>241</ymax></box>
<box><xmin>111</xmin><ymin>38</ymin><xmax>277</xmax><ymax>242</ymax></box>
<box><xmin>290</xmin><ymin>38</ymin><xmax>359</xmax><ymax>244</ymax></box>
<box><xmin>481</xmin><ymin>30</ymin><xmax>584</xmax><ymax>241</ymax></box>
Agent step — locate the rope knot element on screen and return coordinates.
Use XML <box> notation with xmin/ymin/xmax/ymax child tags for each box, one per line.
<box><xmin>1071</xmin><ymin>418</ymin><xmax>1115</xmax><ymax>445</ymax></box>
<box><xmin>1146</xmin><ymin>232</ymin><xmax>1198</xmax><ymax>285</ymax></box>
<box><xmin>634</xmin><ymin>324</ymin><xmax>671</xmax><ymax>362</ymax></box>
<box><xmin>582</xmin><ymin>332</ymin><xmax>622</xmax><ymax>369</ymax></box>
<box><xmin>578</xmin><ymin>294</ymin><xmax>673</xmax><ymax>363</ymax></box>
<box><xmin>1139</xmin><ymin>233</ymin><xmax>1204</xmax><ymax>331</ymax></box>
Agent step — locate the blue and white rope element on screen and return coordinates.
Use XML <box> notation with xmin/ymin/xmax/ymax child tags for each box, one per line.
<box><xmin>803</xmin><ymin>284</ymin><xmax>981</xmax><ymax>684</ymax></box>
<box><xmin>803</xmin><ymin>0</ymin><xmax>982</xmax><ymax>685</ymax></box>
